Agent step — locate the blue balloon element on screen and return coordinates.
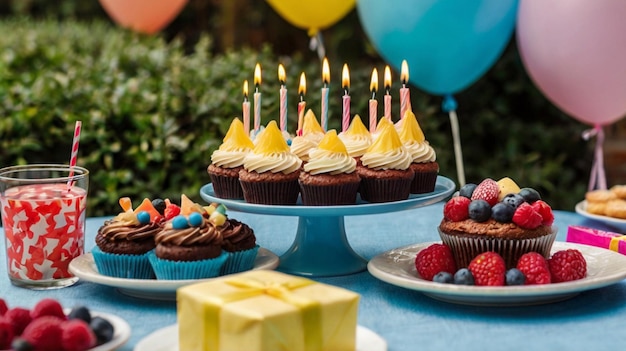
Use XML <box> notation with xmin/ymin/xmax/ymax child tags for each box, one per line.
<box><xmin>357</xmin><ymin>0</ymin><xmax>518</xmax><ymax>95</ymax></box>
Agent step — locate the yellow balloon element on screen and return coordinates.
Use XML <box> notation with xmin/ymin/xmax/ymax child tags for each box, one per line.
<box><xmin>266</xmin><ymin>0</ymin><xmax>356</xmax><ymax>36</ymax></box>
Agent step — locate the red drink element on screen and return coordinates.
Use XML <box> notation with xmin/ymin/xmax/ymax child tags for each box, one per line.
<box><xmin>1</xmin><ymin>183</ymin><xmax>87</xmax><ymax>282</ymax></box>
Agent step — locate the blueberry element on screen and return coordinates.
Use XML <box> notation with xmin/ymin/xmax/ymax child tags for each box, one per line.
<box><xmin>453</xmin><ymin>268</ymin><xmax>475</xmax><ymax>285</ymax></box>
<box><xmin>468</xmin><ymin>199</ymin><xmax>491</xmax><ymax>222</ymax></box>
<box><xmin>433</xmin><ymin>271</ymin><xmax>454</xmax><ymax>284</ymax></box>
<box><xmin>505</xmin><ymin>268</ymin><xmax>526</xmax><ymax>286</ymax></box>
<box><xmin>11</xmin><ymin>338</ymin><xmax>33</xmax><ymax>351</ymax></box>
<box><xmin>519</xmin><ymin>188</ymin><xmax>541</xmax><ymax>203</ymax></box>
<box><xmin>459</xmin><ymin>183</ymin><xmax>477</xmax><ymax>199</ymax></box>
<box><xmin>91</xmin><ymin>316</ymin><xmax>115</xmax><ymax>345</ymax></box>
<box><xmin>136</xmin><ymin>211</ymin><xmax>151</xmax><ymax>224</ymax></box>
<box><xmin>492</xmin><ymin>202</ymin><xmax>515</xmax><ymax>222</ymax></box>
<box><xmin>68</xmin><ymin>305</ymin><xmax>92</xmax><ymax>324</ymax></box>
<box><xmin>502</xmin><ymin>193</ymin><xmax>525</xmax><ymax>209</ymax></box>
<box><xmin>172</xmin><ymin>215</ymin><xmax>189</xmax><ymax>229</ymax></box>
<box><xmin>152</xmin><ymin>198</ymin><xmax>167</xmax><ymax>215</ymax></box>
<box><xmin>188</xmin><ymin>212</ymin><xmax>204</xmax><ymax>227</ymax></box>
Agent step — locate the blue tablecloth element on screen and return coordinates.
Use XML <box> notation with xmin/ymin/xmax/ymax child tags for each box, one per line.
<box><xmin>1</xmin><ymin>203</ymin><xmax>626</xmax><ymax>351</ymax></box>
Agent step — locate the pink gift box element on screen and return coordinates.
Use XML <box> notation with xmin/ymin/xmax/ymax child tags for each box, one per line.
<box><xmin>566</xmin><ymin>225</ymin><xmax>626</xmax><ymax>255</ymax></box>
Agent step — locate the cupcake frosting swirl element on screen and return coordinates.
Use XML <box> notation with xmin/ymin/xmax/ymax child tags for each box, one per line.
<box><xmin>220</xmin><ymin>219</ymin><xmax>255</xmax><ymax>246</ymax></box>
<box><xmin>243</xmin><ymin>121</ymin><xmax>302</xmax><ymax>174</ymax></box>
<box><xmin>98</xmin><ymin>220</ymin><xmax>162</xmax><ymax>242</ymax></box>
<box><xmin>211</xmin><ymin>149</ymin><xmax>249</xmax><ymax>168</ymax></box>
<box><xmin>338</xmin><ymin>115</ymin><xmax>372</xmax><ymax>158</ymax></box>
<box><xmin>304</xmin><ymin>149</ymin><xmax>356</xmax><ymax>175</ymax></box>
<box><xmin>404</xmin><ymin>140</ymin><xmax>436</xmax><ymax>163</ymax></box>
<box><xmin>361</xmin><ymin>124</ymin><xmax>412</xmax><ymax>170</ymax></box>
<box><xmin>211</xmin><ymin>118</ymin><xmax>254</xmax><ymax>168</ymax></box>
<box><xmin>155</xmin><ymin>220</ymin><xmax>222</xmax><ymax>246</ymax></box>
<box><xmin>290</xmin><ymin>137</ymin><xmax>318</xmax><ymax>162</ymax></box>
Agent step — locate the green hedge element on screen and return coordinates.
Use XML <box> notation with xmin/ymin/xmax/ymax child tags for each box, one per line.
<box><xmin>0</xmin><ymin>18</ymin><xmax>591</xmax><ymax>216</ymax></box>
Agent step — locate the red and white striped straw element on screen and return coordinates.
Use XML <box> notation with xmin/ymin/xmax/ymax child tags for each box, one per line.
<box><xmin>67</xmin><ymin>121</ymin><xmax>82</xmax><ymax>190</ymax></box>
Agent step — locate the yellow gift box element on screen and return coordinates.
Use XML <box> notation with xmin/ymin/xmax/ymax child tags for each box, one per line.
<box><xmin>177</xmin><ymin>270</ymin><xmax>360</xmax><ymax>351</ymax></box>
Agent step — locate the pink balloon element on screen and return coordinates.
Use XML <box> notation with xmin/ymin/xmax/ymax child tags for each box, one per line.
<box><xmin>99</xmin><ymin>0</ymin><xmax>188</xmax><ymax>34</ymax></box>
<box><xmin>517</xmin><ymin>0</ymin><xmax>626</xmax><ymax>126</ymax></box>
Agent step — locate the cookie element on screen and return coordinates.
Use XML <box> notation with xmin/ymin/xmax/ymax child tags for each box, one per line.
<box><xmin>585</xmin><ymin>201</ymin><xmax>607</xmax><ymax>216</ymax></box>
<box><xmin>585</xmin><ymin>189</ymin><xmax>617</xmax><ymax>203</ymax></box>
<box><xmin>605</xmin><ymin>199</ymin><xmax>626</xmax><ymax>219</ymax></box>
<box><xmin>610</xmin><ymin>185</ymin><xmax>626</xmax><ymax>199</ymax></box>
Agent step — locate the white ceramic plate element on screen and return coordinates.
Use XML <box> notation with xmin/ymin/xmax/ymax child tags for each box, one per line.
<box><xmin>79</xmin><ymin>310</ymin><xmax>131</xmax><ymax>351</ymax></box>
<box><xmin>134</xmin><ymin>324</ymin><xmax>386</xmax><ymax>351</ymax></box>
<box><xmin>69</xmin><ymin>248</ymin><xmax>280</xmax><ymax>300</ymax></box>
<box><xmin>368</xmin><ymin>241</ymin><xmax>626</xmax><ymax>306</ymax></box>
<box><xmin>575</xmin><ymin>200</ymin><xmax>626</xmax><ymax>233</ymax></box>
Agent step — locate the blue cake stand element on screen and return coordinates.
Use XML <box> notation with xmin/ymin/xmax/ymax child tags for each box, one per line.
<box><xmin>200</xmin><ymin>176</ymin><xmax>456</xmax><ymax>277</ymax></box>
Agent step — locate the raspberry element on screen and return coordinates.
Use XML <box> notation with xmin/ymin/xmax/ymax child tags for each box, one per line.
<box><xmin>0</xmin><ymin>317</ymin><xmax>14</xmax><ymax>349</ymax></box>
<box><xmin>5</xmin><ymin>307</ymin><xmax>32</xmax><ymax>335</ymax></box>
<box><xmin>471</xmin><ymin>178</ymin><xmax>499</xmax><ymax>206</ymax></box>
<box><xmin>531</xmin><ymin>200</ymin><xmax>554</xmax><ymax>226</ymax></box>
<box><xmin>21</xmin><ymin>316</ymin><xmax>64</xmax><ymax>351</ymax></box>
<box><xmin>516</xmin><ymin>252</ymin><xmax>551</xmax><ymax>284</ymax></box>
<box><xmin>415</xmin><ymin>243</ymin><xmax>457</xmax><ymax>281</ymax></box>
<box><xmin>0</xmin><ymin>299</ymin><xmax>7</xmax><ymax>316</ymax></box>
<box><xmin>512</xmin><ymin>202</ymin><xmax>543</xmax><ymax>229</ymax></box>
<box><xmin>443</xmin><ymin>196</ymin><xmax>471</xmax><ymax>221</ymax></box>
<box><xmin>61</xmin><ymin>319</ymin><xmax>97</xmax><ymax>351</ymax></box>
<box><xmin>30</xmin><ymin>298</ymin><xmax>66</xmax><ymax>320</ymax></box>
<box><xmin>468</xmin><ymin>252</ymin><xmax>506</xmax><ymax>286</ymax></box>
<box><xmin>548</xmin><ymin>249</ymin><xmax>587</xmax><ymax>283</ymax></box>
<box><xmin>164</xmin><ymin>203</ymin><xmax>181</xmax><ymax>220</ymax></box>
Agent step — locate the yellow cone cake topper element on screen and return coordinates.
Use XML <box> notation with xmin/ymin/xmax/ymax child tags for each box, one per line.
<box><xmin>317</xmin><ymin>130</ymin><xmax>348</xmax><ymax>154</ymax></box>
<box><xmin>301</xmin><ymin>109</ymin><xmax>324</xmax><ymax>135</ymax></box>
<box><xmin>399</xmin><ymin>110</ymin><xmax>426</xmax><ymax>143</ymax></box>
<box><xmin>221</xmin><ymin>118</ymin><xmax>254</xmax><ymax>151</ymax></box>
<box><xmin>343</xmin><ymin>114</ymin><xmax>370</xmax><ymax>136</ymax></box>
<box><xmin>253</xmin><ymin>121</ymin><xmax>290</xmax><ymax>154</ymax></box>
<box><xmin>367</xmin><ymin>121</ymin><xmax>403</xmax><ymax>153</ymax></box>
<box><xmin>376</xmin><ymin>116</ymin><xmax>393</xmax><ymax>133</ymax></box>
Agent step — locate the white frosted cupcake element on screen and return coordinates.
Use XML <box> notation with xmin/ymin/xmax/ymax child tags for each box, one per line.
<box><xmin>398</xmin><ymin>111</ymin><xmax>439</xmax><ymax>194</ymax></box>
<box><xmin>290</xmin><ymin>109</ymin><xmax>325</xmax><ymax>162</ymax></box>
<box><xmin>338</xmin><ymin>114</ymin><xmax>372</xmax><ymax>165</ymax></box>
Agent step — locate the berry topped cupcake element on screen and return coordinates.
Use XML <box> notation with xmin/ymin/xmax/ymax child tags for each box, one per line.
<box><xmin>239</xmin><ymin>121</ymin><xmax>302</xmax><ymax>205</ymax></box>
<box><xmin>357</xmin><ymin>122</ymin><xmax>414</xmax><ymax>203</ymax></box>
<box><xmin>398</xmin><ymin>110</ymin><xmax>439</xmax><ymax>194</ymax></box>
<box><xmin>299</xmin><ymin>130</ymin><xmax>361</xmax><ymax>205</ymax></box>
<box><xmin>290</xmin><ymin>109</ymin><xmax>325</xmax><ymax>162</ymax></box>
<box><xmin>208</xmin><ymin>118</ymin><xmax>254</xmax><ymax>199</ymax></box>
<box><xmin>338</xmin><ymin>114</ymin><xmax>372</xmax><ymax>164</ymax></box>
<box><xmin>93</xmin><ymin>197</ymin><xmax>167</xmax><ymax>279</ymax></box>
<box><xmin>148</xmin><ymin>195</ymin><xmax>228</xmax><ymax>280</ymax></box>
<box><xmin>439</xmin><ymin>177</ymin><xmax>556</xmax><ymax>268</ymax></box>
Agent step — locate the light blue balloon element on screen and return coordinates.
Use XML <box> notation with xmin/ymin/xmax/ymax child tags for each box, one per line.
<box><xmin>357</xmin><ymin>0</ymin><xmax>518</xmax><ymax>95</ymax></box>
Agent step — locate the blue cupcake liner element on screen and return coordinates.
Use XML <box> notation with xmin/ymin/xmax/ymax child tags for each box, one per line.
<box><xmin>91</xmin><ymin>246</ymin><xmax>156</xmax><ymax>279</ymax></box>
<box><xmin>148</xmin><ymin>251</ymin><xmax>229</xmax><ymax>280</ymax></box>
<box><xmin>220</xmin><ymin>245</ymin><xmax>260</xmax><ymax>275</ymax></box>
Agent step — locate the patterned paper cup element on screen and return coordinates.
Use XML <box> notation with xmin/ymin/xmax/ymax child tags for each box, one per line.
<box><xmin>0</xmin><ymin>164</ymin><xmax>89</xmax><ymax>289</ymax></box>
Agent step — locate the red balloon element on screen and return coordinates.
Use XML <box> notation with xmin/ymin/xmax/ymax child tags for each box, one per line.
<box><xmin>99</xmin><ymin>0</ymin><xmax>188</xmax><ymax>34</ymax></box>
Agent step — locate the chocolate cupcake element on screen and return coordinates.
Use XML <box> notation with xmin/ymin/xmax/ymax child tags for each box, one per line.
<box><xmin>219</xmin><ymin>218</ymin><xmax>259</xmax><ymax>275</ymax></box>
<box><xmin>207</xmin><ymin>118</ymin><xmax>254</xmax><ymax>199</ymax></box>
<box><xmin>357</xmin><ymin>122</ymin><xmax>414</xmax><ymax>203</ymax></box>
<box><xmin>148</xmin><ymin>195</ymin><xmax>227</xmax><ymax>280</ymax></box>
<box><xmin>398</xmin><ymin>111</ymin><xmax>439</xmax><ymax>194</ymax></box>
<box><xmin>92</xmin><ymin>198</ymin><xmax>164</xmax><ymax>279</ymax></box>
<box><xmin>239</xmin><ymin>121</ymin><xmax>302</xmax><ymax>205</ymax></box>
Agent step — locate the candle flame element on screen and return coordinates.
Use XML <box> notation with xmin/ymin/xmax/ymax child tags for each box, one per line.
<box><xmin>342</xmin><ymin>63</ymin><xmax>350</xmax><ymax>90</ymax></box>
<box><xmin>278</xmin><ymin>64</ymin><xmax>286</xmax><ymax>85</ymax></box>
<box><xmin>370</xmin><ymin>68</ymin><xmax>378</xmax><ymax>94</ymax></box>
<box><xmin>243</xmin><ymin>80</ymin><xmax>249</xmax><ymax>98</ymax></box>
<box><xmin>322</xmin><ymin>58</ymin><xmax>330</xmax><ymax>85</ymax></box>
<box><xmin>384</xmin><ymin>65</ymin><xmax>392</xmax><ymax>91</ymax></box>
<box><xmin>254</xmin><ymin>63</ymin><xmax>262</xmax><ymax>86</ymax></box>
<box><xmin>299</xmin><ymin>72</ymin><xmax>306</xmax><ymax>96</ymax></box>
<box><xmin>401</xmin><ymin>60</ymin><xmax>409</xmax><ymax>84</ymax></box>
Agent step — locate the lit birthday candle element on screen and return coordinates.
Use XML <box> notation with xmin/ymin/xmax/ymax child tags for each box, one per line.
<box><xmin>253</xmin><ymin>63</ymin><xmax>262</xmax><ymax>133</ymax></box>
<box><xmin>369</xmin><ymin>68</ymin><xmax>378</xmax><ymax>132</ymax></box>
<box><xmin>321</xmin><ymin>58</ymin><xmax>330</xmax><ymax>132</ymax></box>
<box><xmin>400</xmin><ymin>60</ymin><xmax>412</xmax><ymax>119</ymax></box>
<box><xmin>384</xmin><ymin>65</ymin><xmax>392</xmax><ymax>121</ymax></box>
<box><xmin>341</xmin><ymin>63</ymin><xmax>350</xmax><ymax>133</ymax></box>
<box><xmin>278</xmin><ymin>64</ymin><xmax>288</xmax><ymax>132</ymax></box>
<box><xmin>242</xmin><ymin>80</ymin><xmax>250</xmax><ymax>135</ymax></box>
<box><xmin>297</xmin><ymin>72</ymin><xmax>307</xmax><ymax>135</ymax></box>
